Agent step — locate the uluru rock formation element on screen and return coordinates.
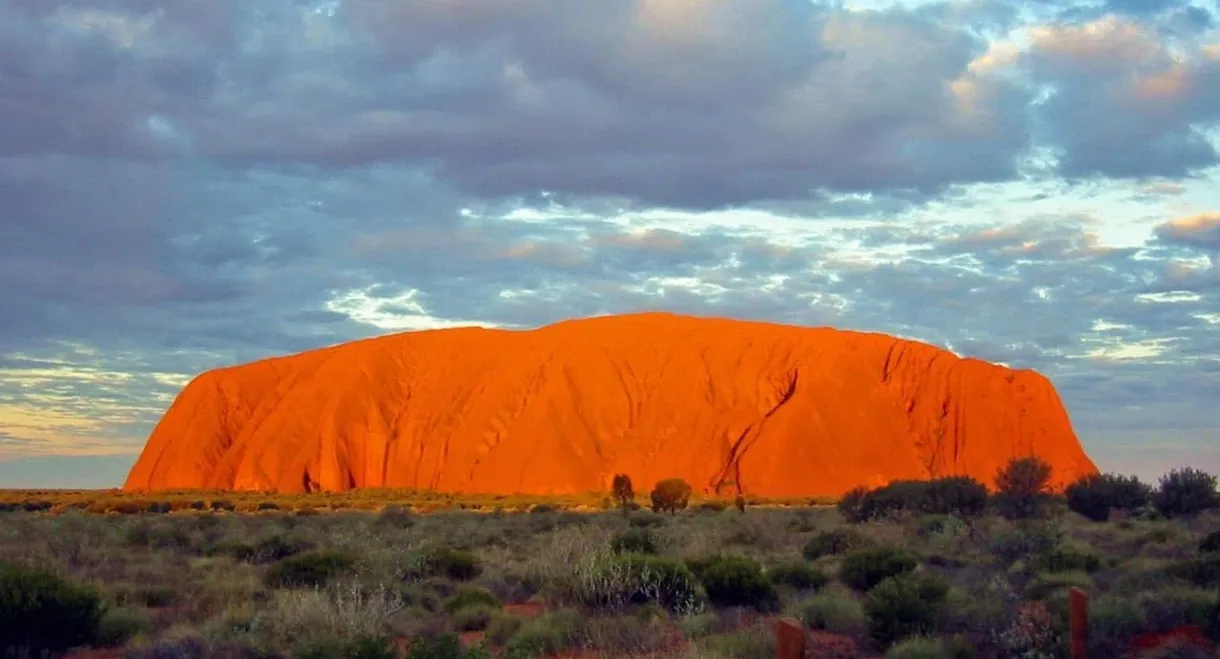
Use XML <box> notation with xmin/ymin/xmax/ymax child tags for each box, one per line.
<box><xmin>124</xmin><ymin>313</ymin><xmax>1098</xmax><ymax>497</ymax></box>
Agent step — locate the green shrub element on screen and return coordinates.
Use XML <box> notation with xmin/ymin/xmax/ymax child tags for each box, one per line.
<box><xmin>263</xmin><ymin>549</ymin><xmax>356</xmax><ymax>588</ymax></box>
<box><xmin>1153</xmin><ymin>468</ymin><xmax>1219</xmax><ymax>518</ymax></box>
<box><xmin>1065</xmin><ymin>473</ymin><xmax>1152</xmax><ymax>522</ymax></box>
<box><xmin>796</xmin><ymin>588</ymin><xmax>866</xmax><ymax>635</ymax></box>
<box><xmin>803</xmin><ymin>528</ymin><xmax>870</xmax><ymax>561</ymax></box>
<box><xmin>1166</xmin><ymin>553</ymin><xmax>1220</xmax><ymax>588</ymax></box>
<box><xmin>404</xmin><ymin>633</ymin><xmax>490</xmax><ymax>659</ymax></box>
<box><xmin>1138</xmin><ymin>586</ymin><xmax>1218</xmax><ymax>634</ymax></box>
<box><xmin>883</xmin><ymin>636</ymin><xmax>950</xmax><ymax>659</ymax></box>
<box><xmin>485</xmin><ymin>612</ymin><xmax>526</xmax><ymax>646</ymax></box>
<box><xmin>0</xmin><ymin>560</ymin><xmax>105</xmax><ymax>656</ymax></box>
<box><xmin>442</xmin><ymin>586</ymin><xmax>501</xmax><ymax>614</ymax></box>
<box><xmin>453</xmin><ymin>605</ymin><xmax>496</xmax><ymax>632</ymax></box>
<box><xmin>915</xmin><ymin>515</ymin><xmax>964</xmax><ymax>538</ymax></box>
<box><xmin>1086</xmin><ymin>595</ymin><xmax>1146</xmax><ymax>658</ymax></box>
<box><xmin>1033</xmin><ymin>546</ymin><xmax>1102</xmax><ymax>573</ymax></box>
<box><xmin>248</xmin><ymin>534</ymin><xmax>313</xmax><ymax>564</ymax></box>
<box><xmin>94</xmin><ymin>606</ymin><xmax>153</xmax><ymax>647</ymax></box>
<box><xmin>698</xmin><ymin>627</ymin><xmax>775</xmax><ymax>659</ymax></box>
<box><xmin>503</xmin><ymin>611</ymin><xmax>580</xmax><ymax>658</ymax></box>
<box><xmin>921</xmin><ymin>476</ymin><xmax>989</xmax><ymax>518</ymax></box>
<box><xmin>685</xmin><ymin>555</ymin><xmax>777</xmax><ymax>611</ymax></box>
<box><xmin>1024</xmin><ymin>571</ymin><xmax>1095</xmax><ymax>600</ymax></box>
<box><xmin>839</xmin><ymin>547</ymin><xmax>919</xmax><ymax>592</ymax></box>
<box><xmin>767</xmin><ymin>562</ymin><xmax>829</xmax><ymax>591</ymax></box>
<box><xmin>863</xmin><ymin>574</ymin><xmax>949</xmax><ymax>648</ymax></box>
<box><xmin>992</xmin><ymin>456</ymin><xmax>1056</xmax><ymax>520</ymax></box>
<box><xmin>1197</xmin><ymin>530</ymin><xmax>1220</xmax><ymax>554</ymax></box>
<box><xmin>376</xmin><ymin>505</ymin><xmax>415</xmax><ymax>528</ymax></box>
<box><xmin>571</xmin><ymin>554</ymin><xmax>701</xmax><ymax>613</ymax></box>
<box><xmin>299</xmin><ymin>635</ymin><xmax>399</xmax><ymax>659</ymax></box>
<box><xmin>610</xmin><ymin>528</ymin><xmax>658</xmax><ymax>555</ymax></box>
<box><xmin>989</xmin><ymin>521</ymin><xmax>1062</xmax><ymax>563</ymax></box>
<box><xmin>838</xmin><ymin>487</ymin><xmax>872</xmax><ymax>523</ymax></box>
<box><xmin>405</xmin><ymin>547</ymin><xmax>482</xmax><ymax>582</ymax></box>
<box><xmin>650</xmin><ymin>478</ymin><xmax>693</xmax><ymax>514</ymax></box>
<box><xmin>627</xmin><ymin>511</ymin><xmax>666</xmax><ymax>528</ymax></box>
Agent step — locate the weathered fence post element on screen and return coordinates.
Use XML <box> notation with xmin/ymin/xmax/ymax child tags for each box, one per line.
<box><xmin>776</xmin><ymin>617</ymin><xmax>805</xmax><ymax>659</ymax></box>
<box><xmin>1070</xmin><ymin>586</ymin><xmax>1089</xmax><ymax>659</ymax></box>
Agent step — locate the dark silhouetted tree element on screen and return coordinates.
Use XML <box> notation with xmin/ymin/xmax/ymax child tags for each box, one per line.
<box><xmin>612</xmin><ymin>474</ymin><xmax>635</xmax><ymax>512</ymax></box>
<box><xmin>650</xmin><ymin>478</ymin><xmax>693</xmax><ymax>515</ymax></box>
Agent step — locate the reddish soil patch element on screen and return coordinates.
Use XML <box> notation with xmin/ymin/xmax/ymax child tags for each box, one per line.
<box><xmin>503</xmin><ymin>602</ymin><xmax>546</xmax><ymax>618</ymax></box>
<box><xmin>804</xmin><ymin>629</ymin><xmax>879</xmax><ymax>659</ymax></box>
<box><xmin>1128</xmin><ymin>625</ymin><xmax>1215</xmax><ymax>657</ymax></box>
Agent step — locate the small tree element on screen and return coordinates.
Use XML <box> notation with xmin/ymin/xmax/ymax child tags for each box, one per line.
<box><xmin>734</xmin><ymin>494</ymin><xmax>747</xmax><ymax>514</ymax></box>
<box><xmin>993</xmin><ymin>456</ymin><xmax>1054</xmax><ymax>520</ymax></box>
<box><xmin>1153</xmin><ymin>468</ymin><xmax>1219</xmax><ymax>518</ymax></box>
<box><xmin>611</xmin><ymin>474</ymin><xmax>635</xmax><ymax>512</ymax></box>
<box><xmin>650</xmin><ymin>478</ymin><xmax>693</xmax><ymax>515</ymax></box>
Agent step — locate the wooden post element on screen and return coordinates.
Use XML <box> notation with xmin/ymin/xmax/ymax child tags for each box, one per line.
<box><xmin>776</xmin><ymin>617</ymin><xmax>805</xmax><ymax>659</ymax></box>
<box><xmin>1070</xmin><ymin>586</ymin><xmax>1089</xmax><ymax>659</ymax></box>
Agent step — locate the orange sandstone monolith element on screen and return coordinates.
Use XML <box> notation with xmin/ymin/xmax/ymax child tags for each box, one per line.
<box><xmin>123</xmin><ymin>312</ymin><xmax>1098</xmax><ymax>496</ymax></box>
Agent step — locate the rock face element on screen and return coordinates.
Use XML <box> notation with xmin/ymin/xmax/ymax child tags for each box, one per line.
<box><xmin>124</xmin><ymin>313</ymin><xmax>1098</xmax><ymax>497</ymax></box>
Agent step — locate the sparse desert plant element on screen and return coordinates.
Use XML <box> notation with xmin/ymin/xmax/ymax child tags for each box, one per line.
<box><xmin>838</xmin><ymin>546</ymin><xmax>919</xmax><ymax>592</ymax></box>
<box><xmin>566</xmin><ymin>551</ymin><xmax>702</xmax><ymax>614</ymax></box>
<box><xmin>650</xmin><ymin>478</ymin><xmax>693</xmax><ymax>514</ymax></box>
<box><xmin>1087</xmin><ymin>595</ymin><xmax>1147</xmax><ymax>658</ymax></box>
<box><xmin>698</xmin><ymin>625</ymin><xmax>776</xmax><ymax>659</ymax></box>
<box><xmin>0</xmin><ymin>560</ymin><xmax>105</xmax><ymax>656</ymax></box>
<box><xmin>375</xmin><ymin>505</ymin><xmax>415</xmax><ymax>528</ymax></box>
<box><xmin>1066</xmin><ymin>472</ymin><xmax>1152</xmax><ymax>522</ymax></box>
<box><xmin>1154</xmin><ymin>468</ymin><xmax>1220</xmax><ymax>518</ymax></box>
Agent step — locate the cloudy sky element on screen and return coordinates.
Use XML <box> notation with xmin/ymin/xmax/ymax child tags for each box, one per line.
<box><xmin>1</xmin><ymin>0</ymin><xmax>1218</xmax><ymax>489</ymax></box>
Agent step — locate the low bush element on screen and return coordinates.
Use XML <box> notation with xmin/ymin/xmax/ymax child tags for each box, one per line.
<box><xmin>299</xmin><ymin>635</ymin><xmax>399</xmax><ymax>659</ymax></box>
<box><xmin>1066</xmin><ymin>473</ymin><xmax>1152</xmax><ymax>522</ymax></box>
<box><xmin>795</xmin><ymin>587</ymin><xmax>866</xmax><ymax>635</ymax></box>
<box><xmin>376</xmin><ymin>505</ymin><xmax>415</xmax><ymax>528</ymax></box>
<box><xmin>0</xmin><ymin>560</ymin><xmax>105</xmax><ymax>656</ymax></box>
<box><xmin>1166</xmin><ymin>553</ymin><xmax>1220</xmax><ymax>588</ymax></box>
<box><xmin>405</xmin><ymin>547</ymin><xmax>482</xmax><ymax>582</ymax></box>
<box><xmin>767</xmin><ymin>562</ymin><xmax>829</xmax><ymax>591</ymax></box>
<box><xmin>93</xmin><ymin>606</ymin><xmax>153</xmax><ymax>647</ymax></box>
<box><xmin>569</xmin><ymin>553</ymin><xmax>701</xmax><ymax>613</ymax></box>
<box><xmin>1153</xmin><ymin>468</ymin><xmax>1219</xmax><ymax>519</ymax></box>
<box><xmin>1033</xmin><ymin>546</ymin><xmax>1102</xmax><ymax>574</ymax></box>
<box><xmin>1197</xmin><ymin>530</ymin><xmax>1220</xmax><ymax>555</ymax></box>
<box><xmin>263</xmin><ymin>549</ymin><xmax>356</xmax><ymax>589</ymax></box>
<box><xmin>863</xmin><ymin>574</ymin><xmax>949</xmax><ymax>648</ymax></box>
<box><xmin>442</xmin><ymin>586</ymin><xmax>501</xmax><ymax>614</ymax></box>
<box><xmin>839</xmin><ymin>547</ymin><xmax>919</xmax><ymax>592</ymax></box>
<box><xmin>1086</xmin><ymin>595</ymin><xmax>1147</xmax><ymax>658</ymax></box>
<box><xmin>803</xmin><ymin>528</ymin><xmax>870</xmax><ymax>561</ymax></box>
<box><xmin>697</xmin><ymin>626</ymin><xmax>775</xmax><ymax>659</ymax></box>
<box><xmin>884</xmin><ymin>635</ymin><xmax>972</xmax><ymax>659</ymax></box>
<box><xmin>610</xmin><ymin>528</ymin><xmax>658</xmax><ymax>555</ymax></box>
<box><xmin>503</xmin><ymin>610</ymin><xmax>581</xmax><ymax>658</ymax></box>
<box><xmin>404</xmin><ymin>633</ymin><xmax>490</xmax><ymax>659</ymax></box>
<box><xmin>685</xmin><ymin>555</ymin><xmax>778</xmax><ymax>611</ymax></box>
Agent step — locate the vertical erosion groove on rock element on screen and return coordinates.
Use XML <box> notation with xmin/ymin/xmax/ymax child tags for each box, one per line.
<box><xmin>123</xmin><ymin>312</ymin><xmax>1098</xmax><ymax>495</ymax></box>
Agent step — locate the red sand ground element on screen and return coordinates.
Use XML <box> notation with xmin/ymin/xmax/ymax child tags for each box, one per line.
<box><xmin>123</xmin><ymin>312</ymin><xmax>1097</xmax><ymax>497</ymax></box>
